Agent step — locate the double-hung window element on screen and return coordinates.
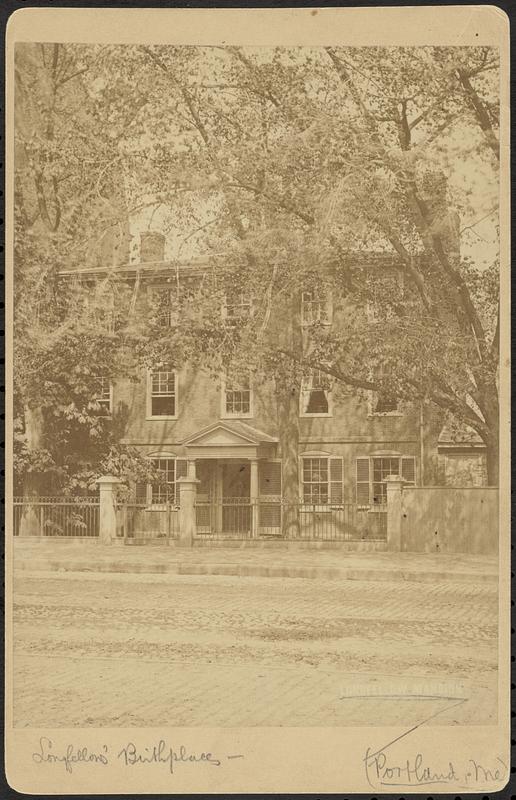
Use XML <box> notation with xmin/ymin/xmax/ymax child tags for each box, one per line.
<box><xmin>151</xmin><ymin>457</ymin><xmax>176</xmax><ymax>504</ymax></box>
<box><xmin>302</xmin><ymin>455</ymin><xmax>343</xmax><ymax>504</ymax></box>
<box><xmin>136</xmin><ymin>456</ymin><xmax>187</xmax><ymax>506</ymax></box>
<box><xmin>95</xmin><ymin>285</ymin><xmax>116</xmax><ymax>333</ymax></box>
<box><xmin>148</xmin><ymin>369</ymin><xmax>177</xmax><ymax>418</ymax></box>
<box><xmin>300</xmin><ymin>369</ymin><xmax>332</xmax><ymax>416</ymax></box>
<box><xmin>301</xmin><ymin>287</ymin><xmax>332</xmax><ymax>326</ymax></box>
<box><xmin>370</xmin><ymin>365</ymin><xmax>400</xmax><ymax>415</ymax></box>
<box><xmin>93</xmin><ymin>376</ymin><xmax>112</xmax><ymax>416</ymax></box>
<box><xmin>224</xmin><ymin>292</ymin><xmax>253</xmax><ymax>323</ymax></box>
<box><xmin>224</xmin><ymin>375</ymin><xmax>252</xmax><ymax>418</ymax></box>
<box><xmin>356</xmin><ymin>455</ymin><xmax>416</xmax><ymax>505</ymax></box>
<box><xmin>152</xmin><ymin>287</ymin><xmax>178</xmax><ymax>327</ymax></box>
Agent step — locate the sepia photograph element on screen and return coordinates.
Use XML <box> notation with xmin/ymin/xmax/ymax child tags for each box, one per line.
<box><xmin>5</xmin><ymin>5</ymin><xmax>510</xmax><ymax>795</ymax></box>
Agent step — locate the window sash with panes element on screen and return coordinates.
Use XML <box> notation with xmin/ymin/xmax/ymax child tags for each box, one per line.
<box><xmin>153</xmin><ymin>288</ymin><xmax>177</xmax><ymax>327</ymax></box>
<box><xmin>356</xmin><ymin>455</ymin><xmax>416</xmax><ymax>505</ymax></box>
<box><xmin>371</xmin><ymin>365</ymin><xmax>399</xmax><ymax>414</ymax></box>
<box><xmin>301</xmin><ymin>288</ymin><xmax>332</xmax><ymax>326</ymax></box>
<box><xmin>150</xmin><ymin>370</ymin><xmax>176</xmax><ymax>417</ymax></box>
<box><xmin>302</xmin><ymin>456</ymin><xmax>343</xmax><ymax>504</ymax></box>
<box><xmin>94</xmin><ymin>287</ymin><xmax>116</xmax><ymax>333</ymax></box>
<box><xmin>147</xmin><ymin>457</ymin><xmax>187</xmax><ymax>505</ymax></box>
<box><xmin>225</xmin><ymin>377</ymin><xmax>252</xmax><ymax>416</ymax></box>
<box><xmin>225</xmin><ymin>292</ymin><xmax>252</xmax><ymax>322</ymax></box>
<box><xmin>94</xmin><ymin>377</ymin><xmax>112</xmax><ymax>416</ymax></box>
<box><xmin>301</xmin><ymin>370</ymin><xmax>332</xmax><ymax>415</ymax></box>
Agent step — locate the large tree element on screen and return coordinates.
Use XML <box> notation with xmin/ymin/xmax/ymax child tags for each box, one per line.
<box><xmin>13</xmin><ymin>43</ymin><xmax>157</xmax><ymax>508</ymax></box>
<box><xmin>131</xmin><ymin>44</ymin><xmax>500</xmax><ymax>485</ymax></box>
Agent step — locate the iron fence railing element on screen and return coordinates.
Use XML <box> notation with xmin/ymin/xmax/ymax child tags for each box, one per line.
<box><xmin>12</xmin><ymin>496</ymin><xmax>387</xmax><ymax>543</ymax></box>
<box><xmin>13</xmin><ymin>496</ymin><xmax>100</xmax><ymax>538</ymax></box>
<box><xmin>194</xmin><ymin>499</ymin><xmax>387</xmax><ymax>541</ymax></box>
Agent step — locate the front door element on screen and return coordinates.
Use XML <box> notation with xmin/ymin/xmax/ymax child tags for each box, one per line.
<box><xmin>221</xmin><ymin>462</ymin><xmax>251</xmax><ymax>533</ymax></box>
<box><xmin>195</xmin><ymin>460</ymin><xmax>215</xmax><ymax>533</ymax></box>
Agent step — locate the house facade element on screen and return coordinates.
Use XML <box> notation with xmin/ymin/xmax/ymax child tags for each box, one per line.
<box><xmin>63</xmin><ymin>232</ymin><xmax>487</xmax><ymax>537</ymax></box>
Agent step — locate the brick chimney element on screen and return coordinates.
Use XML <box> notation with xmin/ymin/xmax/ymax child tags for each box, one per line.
<box><xmin>140</xmin><ymin>231</ymin><xmax>166</xmax><ymax>263</ymax></box>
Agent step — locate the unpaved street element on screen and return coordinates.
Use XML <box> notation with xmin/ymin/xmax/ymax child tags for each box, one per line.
<box><xmin>13</xmin><ymin>571</ymin><xmax>498</xmax><ymax>727</ymax></box>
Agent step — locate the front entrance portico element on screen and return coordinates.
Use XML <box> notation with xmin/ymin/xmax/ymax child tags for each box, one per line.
<box><xmin>181</xmin><ymin>421</ymin><xmax>277</xmax><ymax>536</ymax></box>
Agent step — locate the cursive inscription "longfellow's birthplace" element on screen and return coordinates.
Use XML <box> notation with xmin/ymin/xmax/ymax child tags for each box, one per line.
<box><xmin>32</xmin><ymin>737</ymin><xmax>108</xmax><ymax>774</ymax></box>
<box><xmin>117</xmin><ymin>740</ymin><xmax>221</xmax><ymax>774</ymax></box>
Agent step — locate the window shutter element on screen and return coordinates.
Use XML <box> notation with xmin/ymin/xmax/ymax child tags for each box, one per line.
<box><xmin>356</xmin><ymin>458</ymin><xmax>370</xmax><ymax>505</ymax></box>
<box><xmin>176</xmin><ymin>459</ymin><xmax>188</xmax><ymax>478</ymax></box>
<box><xmin>259</xmin><ymin>461</ymin><xmax>281</xmax><ymax>497</ymax></box>
<box><xmin>329</xmin><ymin>457</ymin><xmax>343</xmax><ymax>503</ymax></box>
<box><xmin>401</xmin><ymin>456</ymin><xmax>416</xmax><ymax>485</ymax></box>
<box><xmin>135</xmin><ymin>482</ymin><xmax>148</xmax><ymax>504</ymax></box>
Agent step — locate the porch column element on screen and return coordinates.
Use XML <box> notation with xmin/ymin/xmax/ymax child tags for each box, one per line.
<box><xmin>187</xmin><ymin>459</ymin><xmax>197</xmax><ymax>479</ymax></box>
<box><xmin>96</xmin><ymin>475</ymin><xmax>122</xmax><ymax>545</ymax></box>
<box><xmin>215</xmin><ymin>460</ymin><xmax>223</xmax><ymax>534</ymax></box>
<box><xmin>250</xmin><ymin>458</ymin><xmax>259</xmax><ymax>538</ymax></box>
<box><xmin>385</xmin><ymin>474</ymin><xmax>404</xmax><ymax>552</ymax></box>
<box><xmin>177</xmin><ymin>475</ymin><xmax>200</xmax><ymax>547</ymax></box>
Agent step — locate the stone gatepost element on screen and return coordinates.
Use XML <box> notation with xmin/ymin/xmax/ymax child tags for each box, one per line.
<box><xmin>96</xmin><ymin>475</ymin><xmax>122</xmax><ymax>545</ymax></box>
<box><xmin>177</xmin><ymin>474</ymin><xmax>200</xmax><ymax>547</ymax></box>
<box><xmin>385</xmin><ymin>475</ymin><xmax>405</xmax><ymax>552</ymax></box>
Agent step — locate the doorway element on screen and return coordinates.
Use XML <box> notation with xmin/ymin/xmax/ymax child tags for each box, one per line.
<box><xmin>195</xmin><ymin>460</ymin><xmax>251</xmax><ymax>534</ymax></box>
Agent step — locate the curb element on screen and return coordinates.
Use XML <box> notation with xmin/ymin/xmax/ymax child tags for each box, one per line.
<box><xmin>13</xmin><ymin>559</ymin><xmax>498</xmax><ymax>583</ymax></box>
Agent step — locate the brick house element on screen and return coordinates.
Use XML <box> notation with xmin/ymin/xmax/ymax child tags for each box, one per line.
<box><xmin>63</xmin><ymin>232</ymin><xmax>487</xmax><ymax>537</ymax></box>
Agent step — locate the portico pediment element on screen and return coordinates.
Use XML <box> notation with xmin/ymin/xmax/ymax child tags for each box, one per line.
<box><xmin>182</xmin><ymin>421</ymin><xmax>277</xmax><ymax>459</ymax></box>
<box><xmin>185</xmin><ymin>425</ymin><xmax>256</xmax><ymax>447</ymax></box>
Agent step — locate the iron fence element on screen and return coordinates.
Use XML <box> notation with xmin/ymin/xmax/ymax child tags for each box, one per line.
<box><xmin>196</xmin><ymin>496</ymin><xmax>252</xmax><ymax>539</ymax></box>
<box><xmin>116</xmin><ymin>500</ymin><xmax>180</xmax><ymax>543</ymax></box>
<box><xmin>194</xmin><ymin>499</ymin><xmax>387</xmax><ymax>541</ymax></box>
<box><xmin>12</xmin><ymin>496</ymin><xmax>387</xmax><ymax>543</ymax></box>
<box><xmin>13</xmin><ymin>497</ymin><xmax>100</xmax><ymax>538</ymax></box>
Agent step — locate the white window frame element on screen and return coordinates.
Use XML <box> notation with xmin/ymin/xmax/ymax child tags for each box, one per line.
<box><xmin>300</xmin><ymin>452</ymin><xmax>343</xmax><ymax>508</ymax></box>
<box><xmin>151</xmin><ymin>287</ymin><xmax>178</xmax><ymax>328</ymax></box>
<box><xmin>146</xmin><ymin>369</ymin><xmax>178</xmax><ymax>420</ymax></box>
<box><xmin>221</xmin><ymin>374</ymin><xmax>254</xmax><ymax>419</ymax></box>
<box><xmin>144</xmin><ymin>453</ymin><xmax>185</xmax><ymax>508</ymax></box>
<box><xmin>300</xmin><ymin>370</ymin><xmax>333</xmax><ymax>417</ymax></box>
<box><xmin>368</xmin><ymin>366</ymin><xmax>402</xmax><ymax>417</ymax></box>
<box><xmin>368</xmin><ymin>389</ymin><xmax>403</xmax><ymax>417</ymax></box>
<box><xmin>301</xmin><ymin>287</ymin><xmax>333</xmax><ymax>326</ymax></box>
<box><xmin>222</xmin><ymin>291</ymin><xmax>254</xmax><ymax>322</ymax></box>
<box><xmin>366</xmin><ymin>271</ymin><xmax>405</xmax><ymax>324</ymax></box>
<box><xmin>93</xmin><ymin>376</ymin><xmax>113</xmax><ymax>417</ymax></box>
<box><xmin>94</xmin><ymin>283</ymin><xmax>116</xmax><ymax>333</ymax></box>
<box><xmin>356</xmin><ymin>453</ymin><xmax>416</xmax><ymax>507</ymax></box>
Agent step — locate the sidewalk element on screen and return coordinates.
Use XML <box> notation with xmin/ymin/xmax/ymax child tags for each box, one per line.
<box><xmin>13</xmin><ymin>539</ymin><xmax>498</xmax><ymax>583</ymax></box>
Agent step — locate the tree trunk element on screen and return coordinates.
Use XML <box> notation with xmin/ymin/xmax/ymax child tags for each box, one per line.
<box><xmin>276</xmin><ymin>374</ymin><xmax>301</xmax><ymax>538</ymax></box>
<box><xmin>275</xmin><ymin>290</ymin><xmax>303</xmax><ymax>538</ymax></box>
<box><xmin>19</xmin><ymin>405</ymin><xmax>45</xmax><ymax>537</ymax></box>
<box><xmin>420</xmin><ymin>401</ymin><xmax>446</xmax><ymax>485</ymax></box>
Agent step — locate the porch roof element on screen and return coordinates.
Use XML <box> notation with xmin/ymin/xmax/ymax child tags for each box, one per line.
<box><xmin>182</xmin><ymin>420</ymin><xmax>277</xmax><ymax>447</ymax></box>
<box><xmin>181</xmin><ymin>421</ymin><xmax>278</xmax><ymax>460</ymax></box>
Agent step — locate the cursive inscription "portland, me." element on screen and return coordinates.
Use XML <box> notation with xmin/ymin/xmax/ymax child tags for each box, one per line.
<box><xmin>117</xmin><ymin>740</ymin><xmax>221</xmax><ymax>774</ymax></box>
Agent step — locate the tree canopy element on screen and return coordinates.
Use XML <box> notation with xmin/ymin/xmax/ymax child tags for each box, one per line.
<box><xmin>13</xmin><ymin>43</ymin><xmax>501</xmax><ymax>496</ymax></box>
